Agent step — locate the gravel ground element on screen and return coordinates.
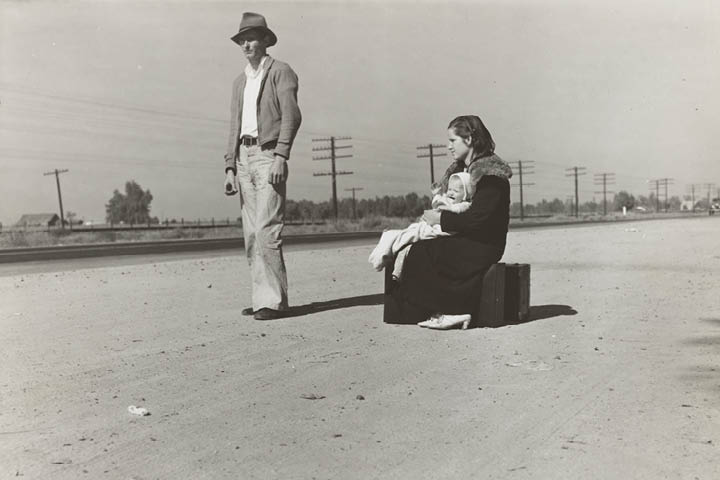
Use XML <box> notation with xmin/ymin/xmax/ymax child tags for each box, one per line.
<box><xmin>1</xmin><ymin>217</ymin><xmax>719</xmax><ymax>479</ymax></box>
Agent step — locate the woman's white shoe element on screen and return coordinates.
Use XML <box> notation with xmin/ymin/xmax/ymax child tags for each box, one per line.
<box><xmin>418</xmin><ymin>313</ymin><xmax>471</xmax><ymax>330</ymax></box>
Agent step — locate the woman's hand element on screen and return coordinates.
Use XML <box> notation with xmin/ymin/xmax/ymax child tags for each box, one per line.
<box><xmin>422</xmin><ymin>209</ymin><xmax>442</xmax><ymax>226</ymax></box>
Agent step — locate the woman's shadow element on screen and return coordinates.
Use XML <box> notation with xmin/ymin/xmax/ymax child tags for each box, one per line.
<box><xmin>282</xmin><ymin>294</ymin><xmax>576</xmax><ymax>324</ymax></box>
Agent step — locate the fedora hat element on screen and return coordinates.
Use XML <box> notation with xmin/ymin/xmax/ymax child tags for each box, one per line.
<box><xmin>231</xmin><ymin>12</ymin><xmax>277</xmax><ymax>47</ymax></box>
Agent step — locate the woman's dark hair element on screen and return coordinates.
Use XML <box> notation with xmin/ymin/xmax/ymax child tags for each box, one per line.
<box><xmin>447</xmin><ymin>115</ymin><xmax>495</xmax><ymax>158</ymax></box>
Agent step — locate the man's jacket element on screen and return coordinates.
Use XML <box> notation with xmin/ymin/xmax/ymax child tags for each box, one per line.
<box><xmin>225</xmin><ymin>56</ymin><xmax>302</xmax><ymax>173</ymax></box>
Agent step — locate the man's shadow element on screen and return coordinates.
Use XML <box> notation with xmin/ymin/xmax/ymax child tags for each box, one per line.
<box><xmin>282</xmin><ymin>294</ymin><xmax>576</xmax><ymax>324</ymax></box>
<box><xmin>282</xmin><ymin>293</ymin><xmax>384</xmax><ymax>318</ymax></box>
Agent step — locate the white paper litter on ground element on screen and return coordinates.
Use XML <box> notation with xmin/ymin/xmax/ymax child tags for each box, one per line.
<box><xmin>128</xmin><ymin>405</ymin><xmax>150</xmax><ymax>416</ymax></box>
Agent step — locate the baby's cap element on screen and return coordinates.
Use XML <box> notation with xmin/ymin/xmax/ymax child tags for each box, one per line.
<box><xmin>449</xmin><ymin>172</ymin><xmax>476</xmax><ymax>201</ymax></box>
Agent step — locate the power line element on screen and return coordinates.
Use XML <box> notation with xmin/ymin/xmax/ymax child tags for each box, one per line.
<box><xmin>509</xmin><ymin>160</ymin><xmax>535</xmax><ymax>220</ymax></box>
<box><xmin>43</xmin><ymin>168</ymin><xmax>69</xmax><ymax>229</ymax></box>
<box><xmin>344</xmin><ymin>187</ymin><xmax>364</xmax><ymax>219</ymax></box>
<box><xmin>535</xmin><ymin>159</ymin><xmax>653</xmax><ymax>184</ymax></box>
<box><xmin>0</xmin><ymin>148</ymin><xmax>222</xmax><ymax>171</ymax></box>
<box><xmin>648</xmin><ymin>178</ymin><xmax>674</xmax><ymax>212</ymax></box>
<box><xmin>0</xmin><ymin>83</ymin><xmax>228</xmax><ymax>125</ymax></box>
<box><xmin>686</xmin><ymin>183</ymin><xmax>703</xmax><ymax>212</ymax></box>
<box><xmin>312</xmin><ymin>136</ymin><xmax>353</xmax><ymax>219</ymax></box>
<box><xmin>565</xmin><ymin>166</ymin><xmax>587</xmax><ymax>217</ymax></box>
<box><xmin>1</xmin><ymin>83</ymin><xmax>441</xmax><ymax>150</ymax></box>
<box><xmin>648</xmin><ymin>179</ymin><xmax>660</xmax><ymax>212</ymax></box>
<box><xmin>416</xmin><ymin>144</ymin><xmax>446</xmax><ymax>184</ymax></box>
<box><xmin>593</xmin><ymin>172</ymin><xmax>616</xmax><ymax>215</ymax></box>
<box><xmin>703</xmin><ymin>182</ymin><xmax>716</xmax><ymax>211</ymax></box>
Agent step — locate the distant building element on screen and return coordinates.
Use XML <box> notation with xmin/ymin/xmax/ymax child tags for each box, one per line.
<box><xmin>680</xmin><ymin>200</ymin><xmax>697</xmax><ymax>211</ymax></box>
<box><xmin>15</xmin><ymin>213</ymin><xmax>61</xmax><ymax>228</ymax></box>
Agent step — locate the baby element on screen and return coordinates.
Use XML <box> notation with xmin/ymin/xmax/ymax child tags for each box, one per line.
<box><xmin>368</xmin><ymin>172</ymin><xmax>475</xmax><ymax>278</ymax></box>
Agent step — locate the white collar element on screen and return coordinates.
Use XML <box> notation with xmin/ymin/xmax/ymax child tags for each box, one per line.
<box><xmin>245</xmin><ymin>55</ymin><xmax>269</xmax><ymax>79</ymax></box>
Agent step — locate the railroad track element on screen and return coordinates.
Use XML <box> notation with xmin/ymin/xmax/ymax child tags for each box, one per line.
<box><xmin>1</xmin><ymin>214</ymin><xmax>714</xmax><ymax>264</ymax></box>
<box><xmin>0</xmin><ymin>232</ymin><xmax>381</xmax><ymax>264</ymax></box>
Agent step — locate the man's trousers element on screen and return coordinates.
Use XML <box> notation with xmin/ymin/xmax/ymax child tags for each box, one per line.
<box><xmin>237</xmin><ymin>144</ymin><xmax>288</xmax><ymax>311</ymax></box>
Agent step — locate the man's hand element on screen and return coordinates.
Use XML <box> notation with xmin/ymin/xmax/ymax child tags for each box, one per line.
<box><xmin>422</xmin><ymin>209</ymin><xmax>442</xmax><ymax>226</ymax></box>
<box><xmin>268</xmin><ymin>156</ymin><xmax>287</xmax><ymax>185</ymax></box>
<box><xmin>224</xmin><ymin>171</ymin><xmax>238</xmax><ymax>196</ymax></box>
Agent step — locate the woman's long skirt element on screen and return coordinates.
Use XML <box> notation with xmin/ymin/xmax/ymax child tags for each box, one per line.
<box><xmin>389</xmin><ymin>236</ymin><xmax>504</xmax><ymax>324</ymax></box>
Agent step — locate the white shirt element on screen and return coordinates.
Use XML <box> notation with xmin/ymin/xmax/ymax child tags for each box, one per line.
<box><xmin>240</xmin><ymin>56</ymin><xmax>268</xmax><ymax>138</ymax></box>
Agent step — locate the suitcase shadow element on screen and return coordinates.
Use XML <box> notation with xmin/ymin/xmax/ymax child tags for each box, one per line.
<box><xmin>516</xmin><ymin>304</ymin><xmax>577</xmax><ymax>325</ymax></box>
<box><xmin>475</xmin><ymin>304</ymin><xmax>577</xmax><ymax>329</ymax></box>
<box><xmin>282</xmin><ymin>293</ymin><xmax>384</xmax><ymax>318</ymax></box>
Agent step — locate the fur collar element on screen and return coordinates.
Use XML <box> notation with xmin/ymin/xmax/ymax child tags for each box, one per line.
<box><xmin>467</xmin><ymin>154</ymin><xmax>513</xmax><ymax>181</ymax></box>
<box><xmin>436</xmin><ymin>153</ymin><xmax>513</xmax><ymax>193</ymax></box>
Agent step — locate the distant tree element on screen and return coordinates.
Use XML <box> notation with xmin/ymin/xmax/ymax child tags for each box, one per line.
<box><xmin>638</xmin><ymin>193</ymin><xmax>660</xmax><ymax>211</ymax></box>
<box><xmin>668</xmin><ymin>196</ymin><xmax>682</xmax><ymax>211</ymax></box>
<box><xmin>695</xmin><ymin>198</ymin><xmax>709</xmax><ymax>210</ymax></box>
<box><xmin>388</xmin><ymin>196</ymin><xmax>408</xmax><ymax>217</ymax></box>
<box><xmin>105</xmin><ymin>180</ymin><xmax>154</xmax><ymax>224</ymax></box>
<box><xmin>579</xmin><ymin>199</ymin><xmax>600</xmax><ymax>214</ymax></box>
<box><xmin>65</xmin><ymin>211</ymin><xmax>77</xmax><ymax>226</ymax></box>
<box><xmin>286</xmin><ymin>200</ymin><xmax>302</xmax><ymax>221</ymax></box>
<box><xmin>533</xmin><ymin>198</ymin><xmax>566</xmax><ymax>215</ymax></box>
<box><xmin>613</xmin><ymin>191</ymin><xmax>635</xmax><ymax>211</ymax></box>
<box><xmin>524</xmin><ymin>202</ymin><xmax>537</xmax><ymax>216</ymax></box>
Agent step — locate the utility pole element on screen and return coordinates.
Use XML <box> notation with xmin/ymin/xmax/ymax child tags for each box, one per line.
<box><xmin>566</xmin><ymin>195</ymin><xmax>575</xmax><ymax>217</ymax></box>
<box><xmin>657</xmin><ymin>178</ymin><xmax>674</xmax><ymax>212</ymax></box>
<box><xmin>703</xmin><ymin>183</ymin><xmax>716</xmax><ymax>211</ymax></box>
<box><xmin>344</xmin><ymin>187</ymin><xmax>364</xmax><ymax>219</ymax></box>
<box><xmin>648</xmin><ymin>179</ymin><xmax>660</xmax><ymax>212</ymax></box>
<box><xmin>43</xmin><ymin>168</ymin><xmax>69</xmax><ymax>229</ymax></box>
<box><xmin>508</xmin><ymin>160</ymin><xmax>535</xmax><ymax>220</ymax></box>
<box><xmin>313</xmin><ymin>136</ymin><xmax>353</xmax><ymax>219</ymax></box>
<box><xmin>690</xmin><ymin>184</ymin><xmax>696</xmax><ymax>212</ymax></box>
<box><xmin>593</xmin><ymin>172</ymin><xmax>615</xmax><ymax>215</ymax></box>
<box><xmin>687</xmin><ymin>183</ymin><xmax>702</xmax><ymax>212</ymax></box>
<box><xmin>416</xmin><ymin>144</ymin><xmax>446</xmax><ymax>184</ymax></box>
<box><xmin>565</xmin><ymin>166</ymin><xmax>587</xmax><ymax>217</ymax></box>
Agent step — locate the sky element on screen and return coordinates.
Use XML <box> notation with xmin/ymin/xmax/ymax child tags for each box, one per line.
<box><xmin>1</xmin><ymin>0</ymin><xmax>719</xmax><ymax>225</ymax></box>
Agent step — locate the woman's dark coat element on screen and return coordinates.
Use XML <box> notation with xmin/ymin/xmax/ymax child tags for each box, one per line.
<box><xmin>390</xmin><ymin>154</ymin><xmax>512</xmax><ymax>323</ymax></box>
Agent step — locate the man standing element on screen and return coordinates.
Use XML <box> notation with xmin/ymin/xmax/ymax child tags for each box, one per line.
<box><xmin>224</xmin><ymin>12</ymin><xmax>302</xmax><ymax>320</ymax></box>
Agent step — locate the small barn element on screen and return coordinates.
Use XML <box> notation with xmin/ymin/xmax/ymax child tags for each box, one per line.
<box><xmin>15</xmin><ymin>213</ymin><xmax>61</xmax><ymax>228</ymax></box>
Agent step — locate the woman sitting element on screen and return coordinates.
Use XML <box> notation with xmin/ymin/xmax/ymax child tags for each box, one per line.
<box><xmin>386</xmin><ymin>115</ymin><xmax>512</xmax><ymax>329</ymax></box>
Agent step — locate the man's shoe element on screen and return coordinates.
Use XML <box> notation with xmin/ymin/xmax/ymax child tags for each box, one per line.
<box><xmin>253</xmin><ymin>308</ymin><xmax>282</xmax><ymax>320</ymax></box>
<box><xmin>241</xmin><ymin>307</ymin><xmax>254</xmax><ymax>316</ymax></box>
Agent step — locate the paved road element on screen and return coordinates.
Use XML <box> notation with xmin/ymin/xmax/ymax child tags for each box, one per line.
<box><xmin>1</xmin><ymin>217</ymin><xmax>719</xmax><ymax>479</ymax></box>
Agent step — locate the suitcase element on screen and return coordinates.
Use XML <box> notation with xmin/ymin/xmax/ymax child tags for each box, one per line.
<box><xmin>383</xmin><ymin>262</ymin><xmax>530</xmax><ymax>328</ymax></box>
<box><xmin>475</xmin><ymin>263</ymin><xmax>531</xmax><ymax>328</ymax></box>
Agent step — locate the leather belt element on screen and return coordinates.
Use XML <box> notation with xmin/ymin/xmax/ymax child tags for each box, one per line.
<box><xmin>240</xmin><ymin>136</ymin><xmax>259</xmax><ymax>146</ymax></box>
